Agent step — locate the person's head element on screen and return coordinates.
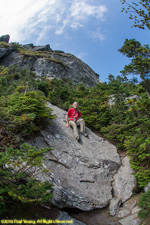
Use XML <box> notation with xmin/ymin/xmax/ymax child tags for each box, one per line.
<box><xmin>73</xmin><ymin>102</ymin><xmax>78</xmax><ymax>109</ymax></box>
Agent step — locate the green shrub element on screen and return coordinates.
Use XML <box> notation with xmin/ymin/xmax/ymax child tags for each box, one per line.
<box><xmin>18</xmin><ymin>48</ymin><xmax>69</xmax><ymax>67</ymax></box>
<box><xmin>0</xmin><ymin>66</ymin><xmax>36</xmax><ymax>96</ymax></box>
<box><xmin>0</xmin><ymin>143</ymin><xmax>53</xmax><ymax>214</ymax></box>
<box><xmin>1</xmin><ymin>90</ymin><xmax>55</xmax><ymax>137</ymax></box>
<box><xmin>0</xmin><ymin>41</ymin><xmax>10</xmax><ymax>48</ymax></box>
<box><xmin>138</xmin><ymin>190</ymin><xmax>150</xmax><ymax>220</ymax></box>
<box><xmin>0</xmin><ymin>66</ymin><xmax>55</xmax><ymax>215</ymax></box>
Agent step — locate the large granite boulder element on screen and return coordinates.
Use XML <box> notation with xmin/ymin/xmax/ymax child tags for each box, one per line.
<box><xmin>30</xmin><ymin>103</ymin><xmax>121</xmax><ymax>211</ymax></box>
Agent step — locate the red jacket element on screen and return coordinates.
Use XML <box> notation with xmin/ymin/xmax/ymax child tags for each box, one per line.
<box><xmin>67</xmin><ymin>108</ymin><xmax>81</xmax><ymax>121</ymax></box>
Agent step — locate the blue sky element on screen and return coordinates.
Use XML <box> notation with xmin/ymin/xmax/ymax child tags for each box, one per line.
<box><xmin>0</xmin><ymin>0</ymin><xmax>149</xmax><ymax>82</ymax></box>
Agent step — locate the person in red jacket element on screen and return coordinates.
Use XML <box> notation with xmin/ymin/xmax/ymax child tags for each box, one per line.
<box><xmin>66</xmin><ymin>102</ymin><xmax>88</xmax><ymax>141</ymax></box>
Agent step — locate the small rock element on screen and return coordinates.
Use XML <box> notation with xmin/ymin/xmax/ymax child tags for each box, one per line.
<box><xmin>109</xmin><ymin>197</ymin><xmax>122</xmax><ymax>216</ymax></box>
<box><xmin>123</xmin><ymin>199</ymin><xmax>136</xmax><ymax>209</ymax></box>
<box><xmin>119</xmin><ymin>213</ymin><xmax>140</xmax><ymax>225</ymax></box>
<box><xmin>54</xmin><ymin>50</ymin><xmax>65</xmax><ymax>53</ymax></box>
<box><xmin>117</xmin><ymin>209</ymin><xmax>130</xmax><ymax>218</ymax></box>
<box><xmin>131</xmin><ymin>206</ymin><xmax>141</xmax><ymax>215</ymax></box>
<box><xmin>0</xmin><ymin>34</ymin><xmax>10</xmax><ymax>43</ymax></box>
<box><xmin>144</xmin><ymin>182</ymin><xmax>150</xmax><ymax>192</ymax></box>
<box><xmin>57</xmin><ymin>211</ymin><xmax>87</xmax><ymax>225</ymax></box>
<box><xmin>23</xmin><ymin>43</ymin><xmax>34</xmax><ymax>49</ymax></box>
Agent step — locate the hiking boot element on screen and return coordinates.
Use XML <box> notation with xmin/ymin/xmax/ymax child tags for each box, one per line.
<box><xmin>76</xmin><ymin>136</ymin><xmax>80</xmax><ymax>141</ymax></box>
<box><xmin>81</xmin><ymin>132</ymin><xmax>88</xmax><ymax>137</ymax></box>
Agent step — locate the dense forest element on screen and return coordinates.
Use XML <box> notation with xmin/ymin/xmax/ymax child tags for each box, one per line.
<box><xmin>0</xmin><ymin>37</ymin><xmax>150</xmax><ymax>220</ymax></box>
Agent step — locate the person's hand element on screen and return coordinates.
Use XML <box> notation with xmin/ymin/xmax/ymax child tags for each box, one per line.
<box><xmin>66</xmin><ymin>123</ymin><xmax>69</xmax><ymax>128</ymax></box>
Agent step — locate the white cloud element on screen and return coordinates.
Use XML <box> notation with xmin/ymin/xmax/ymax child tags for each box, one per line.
<box><xmin>0</xmin><ymin>0</ymin><xmax>52</xmax><ymax>41</ymax></box>
<box><xmin>90</xmin><ymin>27</ymin><xmax>105</xmax><ymax>41</ymax></box>
<box><xmin>0</xmin><ymin>0</ymin><xmax>107</xmax><ymax>43</ymax></box>
<box><xmin>55</xmin><ymin>0</ymin><xmax>107</xmax><ymax>35</ymax></box>
<box><xmin>70</xmin><ymin>22</ymin><xmax>83</xmax><ymax>30</ymax></box>
<box><xmin>70</xmin><ymin>1</ymin><xmax>107</xmax><ymax>21</ymax></box>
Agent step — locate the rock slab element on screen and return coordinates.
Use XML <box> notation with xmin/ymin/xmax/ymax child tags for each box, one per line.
<box><xmin>30</xmin><ymin>103</ymin><xmax>121</xmax><ymax>211</ymax></box>
<box><xmin>112</xmin><ymin>156</ymin><xmax>136</xmax><ymax>203</ymax></box>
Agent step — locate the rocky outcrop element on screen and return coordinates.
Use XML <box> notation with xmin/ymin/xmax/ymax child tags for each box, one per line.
<box><xmin>23</xmin><ymin>43</ymin><xmax>52</xmax><ymax>52</ymax></box>
<box><xmin>0</xmin><ymin>35</ymin><xmax>100</xmax><ymax>87</ymax></box>
<box><xmin>0</xmin><ymin>51</ymin><xmax>100</xmax><ymax>87</ymax></box>
<box><xmin>0</xmin><ymin>48</ymin><xmax>9</xmax><ymax>59</ymax></box>
<box><xmin>108</xmin><ymin>95</ymin><xmax>139</xmax><ymax>107</ymax></box>
<box><xmin>0</xmin><ymin>44</ymin><xmax>16</xmax><ymax>59</ymax></box>
<box><xmin>30</xmin><ymin>102</ymin><xmax>121</xmax><ymax>211</ymax></box>
<box><xmin>0</xmin><ymin>34</ymin><xmax>10</xmax><ymax>43</ymax></box>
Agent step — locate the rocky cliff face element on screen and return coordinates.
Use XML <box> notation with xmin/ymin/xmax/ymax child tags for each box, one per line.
<box><xmin>0</xmin><ymin>35</ymin><xmax>100</xmax><ymax>87</ymax></box>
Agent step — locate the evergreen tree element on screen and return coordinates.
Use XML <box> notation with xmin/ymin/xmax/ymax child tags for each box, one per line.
<box><xmin>121</xmin><ymin>0</ymin><xmax>150</xmax><ymax>29</ymax></box>
<box><xmin>119</xmin><ymin>39</ymin><xmax>150</xmax><ymax>95</ymax></box>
